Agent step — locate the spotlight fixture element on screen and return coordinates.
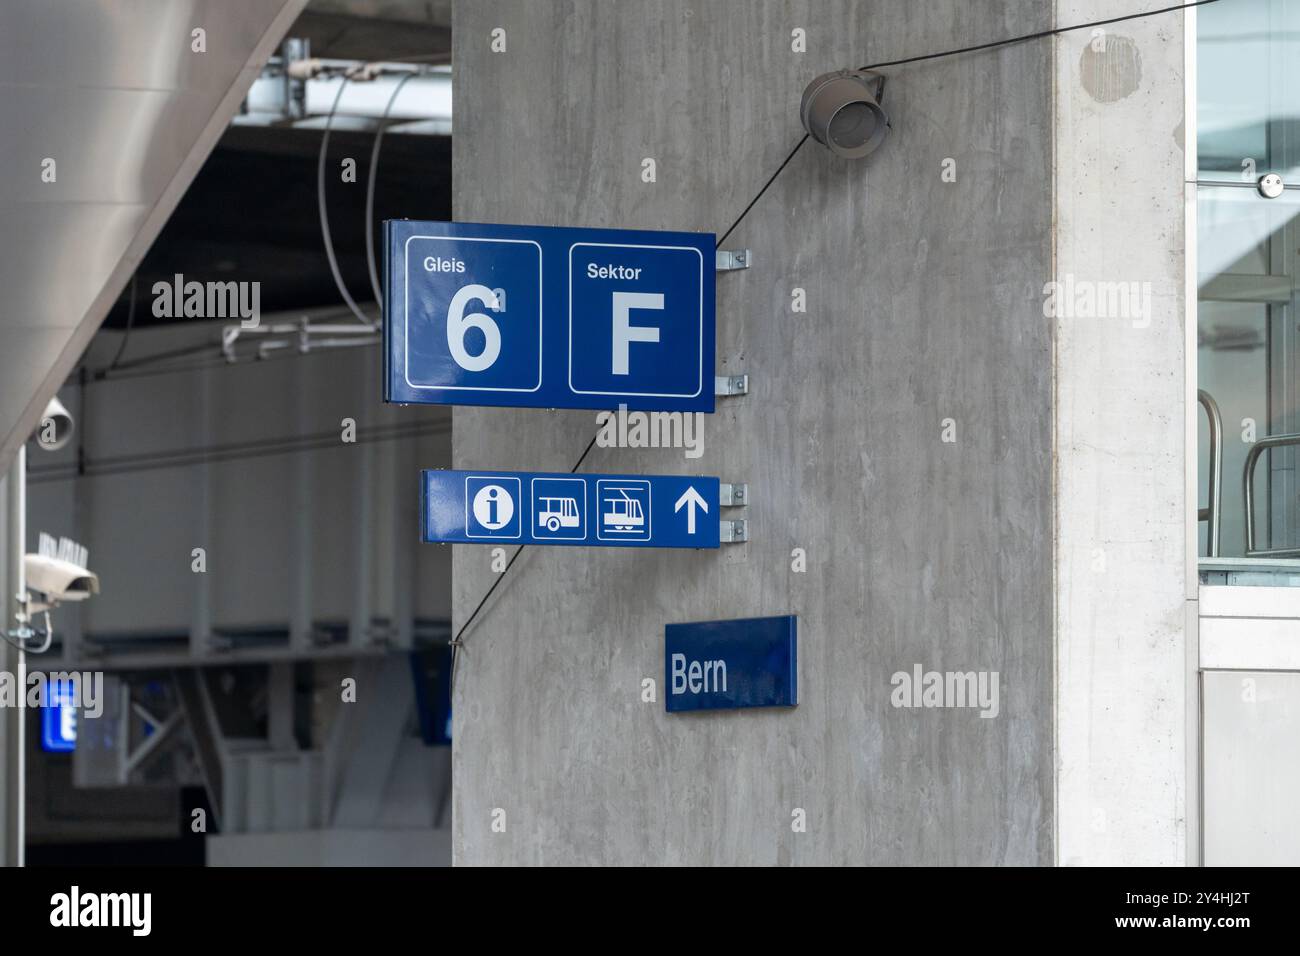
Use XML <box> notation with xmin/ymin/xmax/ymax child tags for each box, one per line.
<box><xmin>800</xmin><ymin>70</ymin><xmax>890</xmax><ymax>159</ymax></box>
<box><xmin>34</xmin><ymin>396</ymin><xmax>74</xmax><ymax>450</ymax></box>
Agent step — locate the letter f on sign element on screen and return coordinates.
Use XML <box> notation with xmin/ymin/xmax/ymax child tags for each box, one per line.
<box><xmin>611</xmin><ymin>291</ymin><xmax>663</xmax><ymax>375</ymax></box>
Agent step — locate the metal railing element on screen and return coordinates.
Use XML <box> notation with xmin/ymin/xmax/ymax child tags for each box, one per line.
<box><xmin>1198</xmin><ymin>389</ymin><xmax>1223</xmax><ymax>557</ymax></box>
<box><xmin>1244</xmin><ymin>432</ymin><xmax>1300</xmax><ymax>558</ymax></box>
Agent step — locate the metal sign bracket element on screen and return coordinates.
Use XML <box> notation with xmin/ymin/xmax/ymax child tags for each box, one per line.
<box><xmin>715</xmin><ymin>249</ymin><xmax>751</xmax><ymax>271</ymax></box>
<box><xmin>720</xmin><ymin>482</ymin><xmax>747</xmax><ymax>506</ymax></box>
<box><xmin>714</xmin><ymin>374</ymin><xmax>749</xmax><ymax>397</ymax></box>
<box><xmin>720</xmin><ymin>520</ymin><xmax>748</xmax><ymax>544</ymax></box>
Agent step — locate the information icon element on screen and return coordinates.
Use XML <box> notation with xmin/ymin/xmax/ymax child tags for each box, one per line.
<box><xmin>464</xmin><ymin>476</ymin><xmax>521</xmax><ymax>539</ymax></box>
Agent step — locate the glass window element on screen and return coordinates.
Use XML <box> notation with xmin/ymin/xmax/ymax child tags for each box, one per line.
<box><xmin>1198</xmin><ymin>0</ymin><xmax>1300</xmax><ymax>184</ymax></box>
<box><xmin>1197</xmin><ymin>0</ymin><xmax>1300</xmax><ymax>570</ymax></box>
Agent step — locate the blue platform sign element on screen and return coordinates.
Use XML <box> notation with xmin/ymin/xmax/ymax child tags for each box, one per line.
<box><xmin>422</xmin><ymin>469</ymin><xmax>720</xmax><ymax>549</ymax></box>
<box><xmin>665</xmin><ymin>615</ymin><xmax>798</xmax><ymax>713</ymax></box>
<box><xmin>384</xmin><ymin>220</ymin><xmax>715</xmax><ymax>412</ymax></box>
<box><xmin>41</xmin><ymin>677</ymin><xmax>78</xmax><ymax>753</ymax></box>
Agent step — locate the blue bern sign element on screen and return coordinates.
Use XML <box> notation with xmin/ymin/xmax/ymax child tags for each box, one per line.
<box><xmin>422</xmin><ymin>469</ymin><xmax>720</xmax><ymax>549</ymax></box>
<box><xmin>665</xmin><ymin>615</ymin><xmax>798</xmax><ymax>713</ymax></box>
<box><xmin>385</xmin><ymin>220</ymin><xmax>715</xmax><ymax>412</ymax></box>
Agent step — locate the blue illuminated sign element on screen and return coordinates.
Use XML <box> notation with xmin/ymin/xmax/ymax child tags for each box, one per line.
<box><xmin>41</xmin><ymin>677</ymin><xmax>78</xmax><ymax>752</ymax></box>
<box><xmin>384</xmin><ymin>221</ymin><xmax>715</xmax><ymax>412</ymax></box>
<box><xmin>422</xmin><ymin>469</ymin><xmax>721</xmax><ymax>549</ymax></box>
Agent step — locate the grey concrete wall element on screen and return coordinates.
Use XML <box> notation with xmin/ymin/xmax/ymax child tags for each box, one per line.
<box><xmin>452</xmin><ymin>0</ymin><xmax>1054</xmax><ymax>865</ymax></box>
<box><xmin>1054</xmin><ymin>1</ymin><xmax>1189</xmax><ymax>865</ymax></box>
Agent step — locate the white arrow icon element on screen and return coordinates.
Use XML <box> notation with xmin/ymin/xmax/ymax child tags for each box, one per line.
<box><xmin>674</xmin><ymin>485</ymin><xmax>708</xmax><ymax>534</ymax></box>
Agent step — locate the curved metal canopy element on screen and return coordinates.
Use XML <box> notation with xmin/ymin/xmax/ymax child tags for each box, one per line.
<box><xmin>0</xmin><ymin>0</ymin><xmax>308</xmax><ymax>472</ymax></box>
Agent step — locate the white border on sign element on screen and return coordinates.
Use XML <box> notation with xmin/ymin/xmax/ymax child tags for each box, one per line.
<box><xmin>464</xmin><ymin>475</ymin><xmax>523</xmax><ymax>540</ymax></box>
<box><xmin>529</xmin><ymin>476</ymin><xmax>589</xmax><ymax>541</ymax></box>
<box><xmin>404</xmin><ymin>235</ymin><xmax>544</xmax><ymax>393</ymax></box>
<box><xmin>595</xmin><ymin>478</ymin><xmax>653</xmax><ymax>543</ymax></box>
<box><xmin>567</xmin><ymin>242</ymin><xmax>705</xmax><ymax>398</ymax></box>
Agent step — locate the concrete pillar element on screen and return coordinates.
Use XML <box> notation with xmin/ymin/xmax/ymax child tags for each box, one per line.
<box><xmin>350</xmin><ymin>358</ymin><xmax>374</xmax><ymax>649</ymax></box>
<box><xmin>191</xmin><ymin>365</ymin><xmax>214</xmax><ymax>655</ymax></box>
<box><xmin>451</xmin><ymin>0</ymin><xmax>1058</xmax><ymax>865</ymax></box>
<box><xmin>1053</xmin><ymin>1</ymin><xmax>1190</xmax><ymax>865</ymax></box>
<box><xmin>291</xmin><ymin>353</ymin><xmax>314</xmax><ymax>652</ymax></box>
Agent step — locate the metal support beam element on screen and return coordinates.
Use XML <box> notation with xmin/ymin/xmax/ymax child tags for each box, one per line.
<box><xmin>237</xmin><ymin>56</ymin><xmax>452</xmax><ymax>133</ymax></box>
<box><xmin>392</xmin><ymin>422</ymin><xmax>416</xmax><ymax>650</ymax></box>
<box><xmin>351</xmin><ymin>384</ymin><xmax>375</xmax><ymax>650</ymax></box>
<box><xmin>191</xmin><ymin>367</ymin><xmax>214</xmax><ymax>655</ymax></box>
<box><xmin>290</xmin><ymin>358</ymin><xmax>314</xmax><ymax>651</ymax></box>
<box><xmin>268</xmin><ymin>662</ymin><xmax>297</xmax><ymax>751</ymax></box>
<box><xmin>0</xmin><ymin>447</ymin><xmax>26</xmax><ymax>866</ymax></box>
<box><xmin>121</xmin><ymin>710</ymin><xmax>182</xmax><ymax>783</ymax></box>
<box><xmin>328</xmin><ymin>656</ymin><xmax>414</xmax><ymax>826</ymax></box>
<box><xmin>173</xmin><ymin>669</ymin><xmax>225</xmax><ymax>830</ymax></box>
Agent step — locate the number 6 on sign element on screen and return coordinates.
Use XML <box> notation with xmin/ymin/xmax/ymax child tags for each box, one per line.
<box><xmin>447</xmin><ymin>284</ymin><xmax>502</xmax><ymax>372</ymax></box>
<box><xmin>386</xmin><ymin>222</ymin><xmax>710</xmax><ymax>409</ymax></box>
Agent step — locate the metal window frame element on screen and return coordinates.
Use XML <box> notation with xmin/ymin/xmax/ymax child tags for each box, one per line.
<box><xmin>1184</xmin><ymin>1</ymin><xmax>1202</xmax><ymax>870</ymax></box>
<box><xmin>1186</xmin><ymin>0</ymin><xmax>1300</xmax><ymax>868</ymax></box>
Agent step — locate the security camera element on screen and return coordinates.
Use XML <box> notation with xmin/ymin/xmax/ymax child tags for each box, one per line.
<box><xmin>24</xmin><ymin>533</ymin><xmax>99</xmax><ymax>614</ymax></box>
<box><xmin>800</xmin><ymin>69</ymin><xmax>891</xmax><ymax>159</ymax></box>
<box><xmin>5</xmin><ymin>535</ymin><xmax>97</xmax><ymax>653</ymax></box>
<box><xmin>34</xmin><ymin>395</ymin><xmax>74</xmax><ymax>451</ymax></box>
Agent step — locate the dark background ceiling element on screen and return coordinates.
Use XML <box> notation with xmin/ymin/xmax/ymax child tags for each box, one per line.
<box><xmin>290</xmin><ymin>4</ymin><xmax>450</xmax><ymax>62</ymax></box>
<box><xmin>102</xmin><ymin>127</ymin><xmax>451</xmax><ymax>328</ymax></box>
<box><xmin>103</xmin><ymin>0</ymin><xmax>453</xmax><ymax>329</ymax></box>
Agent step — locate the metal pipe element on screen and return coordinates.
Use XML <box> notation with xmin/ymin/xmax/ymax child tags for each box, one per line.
<box><xmin>223</xmin><ymin>320</ymin><xmax>377</xmax><ymax>341</ymax></box>
<box><xmin>254</xmin><ymin>335</ymin><xmax>377</xmax><ymax>359</ymax></box>
<box><xmin>367</xmin><ymin>71</ymin><xmax>419</xmax><ymax>307</ymax></box>
<box><xmin>298</xmin><ymin>324</ymin><xmax>378</xmax><ymax>335</ymax></box>
<box><xmin>1</xmin><ymin>446</ymin><xmax>25</xmax><ymax>865</ymax></box>
<box><xmin>224</xmin><ymin>320</ymin><xmax>379</xmax><ymax>362</ymax></box>
<box><xmin>301</xmin><ymin>337</ymin><xmax>377</xmax><ymax>350</ymax></box>
<box><xmin>1197</xmin><ymin>389</ymin><xmax>1222</xmax><ymax>557</ymax></box>
<box><xmin>242</xmin><ymin>66</ymin><xmax>451</xmax><ymax>124</ymax></box>
<box><xmin>280</xmin><ymin>57</ymin><xmax>442</xmax><ymax>79</ymax></box>
<box><xmin>1244</xmin><ymin>432</ymin><xmax>1300</xmax><ymax>557</ymax></box>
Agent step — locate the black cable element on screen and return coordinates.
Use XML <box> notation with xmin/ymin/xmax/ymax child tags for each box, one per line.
<box><xmin>107</xmin><ymin>272</ymin><xmax>138</xmax><ymax>370</ymax></box>
<box><xmin>366</xmin><ymin>71</ymin><xmax>419</xmax><ymax>308</ymax></box>
<box><xmin>447</xmin><ymin>543</ymin><xmax>523</xmax><ymax>691</ymax></box>
<box><xmin>93</xmin><ymin>341</ymin><xmax>219</xmax><ymax>379</ymax></box>
<box><xmin>715</xmin><ymin>0</ymin><xmax>1218</xmax><ymax>250</ymax></box>
<box><xmin>318</xmin><ymin>69</ymin><xmax>379</xmax><ymax>327</ymax></box>
<box><xmin>859</xmin><ymin>0</ymin><xmax>1219</xmax><ymax>72</ymax></box>
<box><xmin>567</xmin><ymin>430</ymin><xmax>601</xmax><ymax>476</ymax></box>
<box><xmin>447</xmin><ymin>428</ymin><xmax>601</xmax><ymax>690</ymax></box>
<box><xmin>446</xmin><ymin>0</ymin><xmax>1227</xmax><ymax>693</ymax></box>
<box><xmin>33</xmin><ymin>420</ymin><xmax>445</xmax><ymax>477</ymax></box>
<box><xmin>715</xmin><ymin>134</ymin><xmax>809</xmax><ymax>249</ymax></box>
<box><xmin>77</xmin><ymin>366</ymin><xmax>87</xmax><ymax>478</ymax></box>
<box><xmin>79</xmin><ymin>323</ymin><xmax>378</xmax><ymax>386</ymax></box>
<box><xmin>28</xmin><ymin>420</ymin><xmax>448</xmax><ymax>483</ymax></box>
